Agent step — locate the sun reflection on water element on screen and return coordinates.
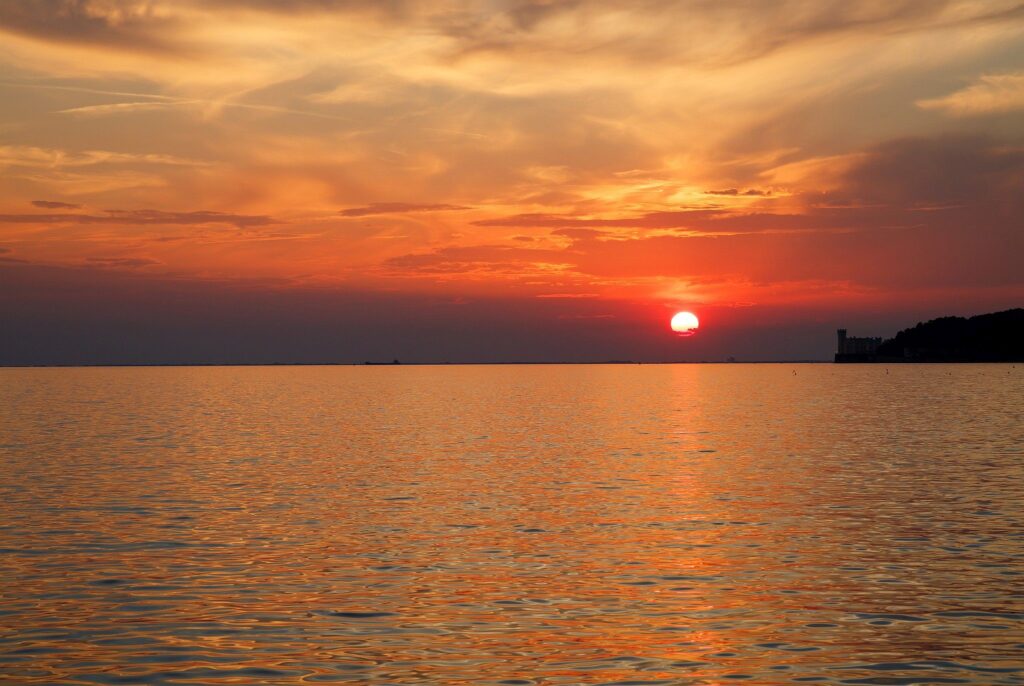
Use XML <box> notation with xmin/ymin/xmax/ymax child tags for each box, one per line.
<box><xmin>0</xmin><ymin>364</ymin><xmax>1022</xmax><ymax>684</ymax></box>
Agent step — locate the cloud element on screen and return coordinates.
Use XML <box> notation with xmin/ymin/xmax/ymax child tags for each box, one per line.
<box><xmin>0</xmin><ymin>247</ymin><xmax>28</xmax><ymax>264</ymax></box>
<box><xmin>706</xmin><ymin>188</ymin><xmax>771</xmax><ymax>196</ymax></box>
<box><xmin>32</xmin><ymin>200</ymin><xmax>82</xmax><ymax>209</ymax></box>
<box><xmin>0</xmin><ymin>145</ymin><xmax>204</xmax><ymax>169</ymax></box>
<box><xmin>6</xmin><ymin>1</ymin><xmax>1016</xmax><ymax>85</ymax></box>
<box><xmin>340</xmin><ymin>202</ymin><xmax>471</xmax><ymax>217</ymax></box>
<box><xmin>841</xmin><ymin>134</ymin><xmax>1024</xmax><ymax>206</ymax></box>
<box><xmin>472</xmin><ymin>209</ymin><xmax>827</xmax><ymax>233</ymax></box>
<box><xmin>537</xmin><ymin>292</ymin><xmax>600</xmax><ymax>299</ymax></box>
<box><xmin>0</xmin><ymin>208</ymin><xmax>277</xmax><ymax>228</ymax></box>
<box><xmin>396</xmin><ymin>134</ymin><xmax>1024</xmax><ymax>293</ymax></box>
<box><xmin>0</xmin><ymin>0</ymin><xmax>178</xmax><ymax>51</ymax></box>
<box><xmin>439</xmin><ymin>0</ymin><xmax>1019</xmax><ymax>70</ymax></box>
<box><xmin>917</xmin><ymin>73</ymin><xmax>1024</xmax><ymax>116</ymax></box>
<box><xmin>212</xmin><ymin>0</ymin><xmax>409</xmax><ymax>14</ymax></box>
<box><xmin>0</xmin><ymin>0</ymin><xmax>1021</xmax><ymax>340</ymax></box>
<box><xmin>384</xmin><ymin>244</ymin><xmax>570</xmax><ymax>275</ymax></box>
<box><xmin>57</xmin><ymin>101</ymin><xmax>189</xmax><ymax>117</ymax></box>
<box><xmin>86</xmin><ymin>256</ymin><xmax>160</xmax><ymax>268</ymax></box>
<box><xmin>103</xmin><ymin>209</ymin><xmax>278</xmax><ymax>227</ymax></box>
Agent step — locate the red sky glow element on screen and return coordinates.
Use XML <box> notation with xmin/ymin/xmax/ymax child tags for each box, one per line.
<box><xmin>1</xmin><ymin>1</ymin><xmax>1022</xmax><ymax>363</ymax></box>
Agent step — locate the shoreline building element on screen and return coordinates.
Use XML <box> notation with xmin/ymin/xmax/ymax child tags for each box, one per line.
<box><xmin>835</xmin><ymin>329</ymin><xmax>882</xmax><ymax>362</ymax></box>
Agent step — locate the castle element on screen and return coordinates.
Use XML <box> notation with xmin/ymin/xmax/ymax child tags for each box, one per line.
<box><xmin>835</xmin><ymin>329</ymin><xmax>882</xmax><ymax>362</ymax></box>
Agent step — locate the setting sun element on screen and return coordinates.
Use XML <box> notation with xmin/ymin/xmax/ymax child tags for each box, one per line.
<box><xmin>671</xmin><ymin>311</ymin><xmax>700</xmax><ymax>336</ymax></box>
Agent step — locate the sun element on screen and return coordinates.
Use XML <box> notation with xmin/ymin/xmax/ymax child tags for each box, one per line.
<box><xmin>671</xmin><ymin>311</ymin><xmax>699</xmax><ymax>336</ymax></box>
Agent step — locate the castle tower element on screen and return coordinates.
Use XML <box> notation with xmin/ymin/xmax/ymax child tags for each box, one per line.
<box><xmin>837</xmin><ymin>329</ymin><xmax>847</xmax><ymax>355</ymax></box>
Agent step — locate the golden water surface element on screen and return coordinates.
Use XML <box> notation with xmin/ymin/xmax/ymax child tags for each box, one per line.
<box><xmin>1</xmin><ymin>364</ymin><xmax>1022</xmax><ymax>684</ymax></box>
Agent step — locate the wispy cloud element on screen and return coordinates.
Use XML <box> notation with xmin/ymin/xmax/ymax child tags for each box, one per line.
<box><xmin>3</xmin><ymin>82</ymin><xmax>353</xmax><ymax>123</ymax></box>
<box><xmin>32</xmin><ymin>200</ymin><xmax>81</xmax><ymax>209</ymax></box>
<box><xmin>706</xmin><ymin>188</ymin><xmax>772</xmax><ymax>196</ymax></box>
<box><xmin>58</xmin><ymin>101</ymin><xmax>192</xmax><ymax>117</ymax></box>
<box><xmin>86</xmin><ymin>256</ymin><xmax>160</xmax><ymax>268</ymax></box>
<box><xmin>0</xmin><ymin>145</ymin><xmax>205</xmax><ymax>168</ymax></box>
<box><xmin>918</xmin><ymin>73</ymin><xmax>1024</xmax><ymax>116</ymax></box>
<box><xmin>340</xmin><ymin>203</ymin><xmax>472</xmax><ymax>217</ymax></box>
<box><xmin>0</xmin><ymin>0</ymin><xmax>1021</xmax><ymax>322</ymax></box>
<box><xmin>0</xmin><ymin>208</ymin><xmax>277</xmax><ymax>228</ymax></box>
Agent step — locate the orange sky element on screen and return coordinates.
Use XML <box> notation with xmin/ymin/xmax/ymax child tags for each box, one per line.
<box><xmin>1</xmin><ymin>1</ymin><xmax>1022</xmax><ymax>362</ymax></box>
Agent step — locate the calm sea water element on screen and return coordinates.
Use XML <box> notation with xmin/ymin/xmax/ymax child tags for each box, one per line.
<box><xmin>1</xmin><ymin>364</ymin><xmax>1022</xmax><ymax>685</ymax></box>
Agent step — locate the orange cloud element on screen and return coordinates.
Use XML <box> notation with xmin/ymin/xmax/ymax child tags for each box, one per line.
<box><xmin>1</xmin><ymin>2</ymin><xmax>1022</xmax><ymax>361</ymax></box>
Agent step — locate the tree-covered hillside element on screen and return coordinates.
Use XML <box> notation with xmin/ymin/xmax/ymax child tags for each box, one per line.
<box><xmin>875</xmin><ymin>309</ymin><xmax>1024</xmax><ymax>361</ymax></box>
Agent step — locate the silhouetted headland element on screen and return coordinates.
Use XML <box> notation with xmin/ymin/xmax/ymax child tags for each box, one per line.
<box><xmin>836</xmin><ymin>308</ymin><xmax>1024</xmax><ymax>362</ymax></box>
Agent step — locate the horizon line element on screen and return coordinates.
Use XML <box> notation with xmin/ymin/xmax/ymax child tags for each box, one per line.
<box><xmin>0</xmin><ymin>360</ymin><xmax>835</xmax><ymax>368</ymax></box>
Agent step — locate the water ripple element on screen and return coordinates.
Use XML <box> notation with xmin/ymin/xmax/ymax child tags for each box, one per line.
<box><xmin>1</xmin><ymin>364</ymin><xmax>1022</xmax><ymax>684</ymax></box>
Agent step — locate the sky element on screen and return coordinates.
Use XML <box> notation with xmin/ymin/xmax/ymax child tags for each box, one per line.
<box><xmin>1</xmin><ymin>0</ymin><xmax>1022</xmax><ymax>363</ymax></box>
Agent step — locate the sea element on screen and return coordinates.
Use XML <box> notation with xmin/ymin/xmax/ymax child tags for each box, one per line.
<box><xmin>1</xmin><ymin>364</ymin><xmax>1022</xmax><ymax>684</ymax></box>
